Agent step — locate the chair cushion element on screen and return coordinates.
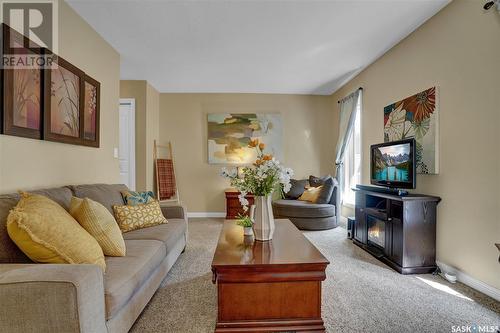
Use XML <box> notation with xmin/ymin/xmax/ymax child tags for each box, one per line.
<box><xmin>309</xmin><ymin>175</ymin><xmax>334</xmax><ymax>204</ymax></box>
<box><xmin>104</xmin><ymin>239</ymin><xmax>166</xmax><ymax>319</ymax></box>
<box><xmin>272</xmin><ymin>199</ymin><xmax>335</xmax><ymax>218</ymax></box>
<box><xmin>315</xmin><ymin>177</ymin><xmax>335</xmax><ymax>204</ymax></box>
<box><xmin>309</xmin><ymin>175</ymin><xmax>332</xmax><ymax>187</ymax></box>
<box><xmin>0</xmin><ymin>187</ymin><xmax>73</xmax><ymax>263</ymax></box>
<box><xmin>69</xmin><ymin>197</ymin><xmax>126</xmax><ymax>257</ymax></box>
<box><xmin>298</xmin><ymin>186</ymin><xmax>323</xmax><ymax>203</ymax></box>
<box><xmin>288</xmin><ymin>216</ymin><xmax>337</xmax><ymax>230</ymax></box>
<box><xmin>122</xmin><ymin>219</ymin><xmax>187</xmax><ymax>252</ymax></box>
<box><xmin>70</xmin><ymin>184</ymin><xmax>129</xmax><ymax>214</ymax></box>
<box><xmin>285</xmin><ymin>179</ymin><xmax>308</xmax><ymax>199</ymax></box>
<box><xmin>7</xmin><ymin>193</ymin><xmax>105</xmax><ymax>270</ymax></box>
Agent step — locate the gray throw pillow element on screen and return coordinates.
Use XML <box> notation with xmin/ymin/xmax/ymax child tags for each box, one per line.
<box><xmin>309</xmin><ymin>175</ymin><xmax>331</xmax><ymax>187</ymax></box>
<box><xmin>309</xmin><ymin>175</ymin><xmax>334</xmax><ymax>204</ymax></box>
<box><xmin>285</xmin><ymin>179</ymin><xmax>308</xmax><ymax>199</ymax></box>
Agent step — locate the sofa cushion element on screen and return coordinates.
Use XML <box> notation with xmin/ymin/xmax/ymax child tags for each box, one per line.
<box><xmin>0</xmin><ymin>187</ymin><xmax>72</xmax><ymax>263</ymax></box>
<box><xmin>272</xmin><ymin>199</ymin><xmax>335</xmax><ymax>218</ymax></box>
<box><xmin>122</xmin><ymin>219</ymin><xmax>187</xmax><ymax>252</ymax></box>
<box><xmin>70</xmin><ymin>184</ymin><xmax>129</xmax><ymax>214</ymax></box>
<box><xmin>104</xmin><ymin>239</ymin><xmax>166</xmax><ymax>320</ymax></box>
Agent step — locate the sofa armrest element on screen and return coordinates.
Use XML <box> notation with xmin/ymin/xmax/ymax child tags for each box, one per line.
<box><xmin>0</xmin><ymin>264</ymin><xmax>106</xmax><ymax>333</ymax></box>
<box><xmin>160</xmin><ymin>203</ymin><xmax>187</xmax><ymax>222</ymax></box>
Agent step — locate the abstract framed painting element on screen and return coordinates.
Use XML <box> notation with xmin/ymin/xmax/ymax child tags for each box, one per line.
<box><xmin>82</xmin><ymin>74</ymin><xmax>100</xmax><ymax>147</ymax></box>
<box><xmin>44</xmin><ymin>55</ymin><xmax>85</xmax><ymax>145</ymax></box>
<box><xmin>2</xmin><ymin>24</ymin><xmax>44</xmax><ymax>139</ymax></box>
<box><xmin>383</xmin><ymin>87</ymin><xmax>439</xmax><ymax>174</ymax></box>
<box><xmin>207</xmin><ymin>113</ymin><xmax>283</xmax><ymax>164</ymax></box>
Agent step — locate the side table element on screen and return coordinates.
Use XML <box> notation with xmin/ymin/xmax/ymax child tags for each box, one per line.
<box><xmin>225</xmin><ymin>189</ymin><xmax>254</xmax><ymax>219</ymax></box>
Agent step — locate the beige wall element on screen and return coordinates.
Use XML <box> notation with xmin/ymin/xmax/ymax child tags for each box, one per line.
<box><xmin>331</xmin><ymin>0</ymin><xmax>500</xmax><ymax>289</ymax></box>
<box><xmin>159</xmin><ymin>93</ymin><xmax>336</xmax><ymax>213</ymax></box>
<box><xmin>0</xmin><ymin>0</ymin><xmax>120</xmax><ymax>193</ymax></box>
<box><xmin>146</xmin><ymin>84</ymin><xmax>160</xmax><ymax>192</ymax></box>
<box><xmin>120</xmin><ymin>80</ymin><xmax>160</xmax><ymax>191</ymax></box>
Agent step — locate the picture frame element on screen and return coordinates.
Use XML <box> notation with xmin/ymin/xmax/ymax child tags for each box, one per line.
<box><xmin>2</xmin><ymin>24</ymin><xmax>44</xmax><ymax>139</ymax></box>
<box><xmin>82</xmin><ymin>74</ymin><xmax>100</xmax><ymax>147</ymax></box>
<box><xmin>207</xmin><ymin>113</ymin><xmax>283</xmax><ymax>164</ymax></box>
<box><xmin>0</xmin><ymin>24</ymin><xmax>101</xmax><ymax>147</ymax></box>
<box><xmin>43</xmin><ymin>54</ymin><xmax>85</xmax><ymax>145</ymax></box>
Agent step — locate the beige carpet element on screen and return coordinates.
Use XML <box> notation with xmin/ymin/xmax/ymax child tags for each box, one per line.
<box><xmin>131</xmin><ymin>218</ymin><xmax>500</xmax><ymax>332</ymax></box>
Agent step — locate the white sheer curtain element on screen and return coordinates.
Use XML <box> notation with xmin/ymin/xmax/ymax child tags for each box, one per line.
<box><xmin>335</xmin><ymin>88</ymin><xmax>362</xmax><ymax>204</ymax></box>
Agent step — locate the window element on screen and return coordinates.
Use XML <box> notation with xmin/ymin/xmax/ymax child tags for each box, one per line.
<box><xmin>342</xmin><ymin>94</ymin><xmax>361</xmax><ymax>206</ymax></box>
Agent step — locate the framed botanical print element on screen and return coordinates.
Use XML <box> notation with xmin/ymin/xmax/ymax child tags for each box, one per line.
<box><xmin>2</xmin><ymin>24</ymin><xmax>44</xmax><ymax>139</ymax></box>
<box><xmin>82</xmin><ymin>74</ymin><xmax>100</xmax><ymax>147</ymax></box>
<box><xmin>44</xmin><ymin>55</ymin><xmax>85</xmax><ymax>145</ymax></box>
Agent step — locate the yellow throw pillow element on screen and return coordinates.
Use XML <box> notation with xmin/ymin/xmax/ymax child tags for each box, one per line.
<box><xmin>298</xmin><ymin>185</ymin><xmax>323</xmax><ymax>203</ymax></box>
<box><xmin>7</xmin><ymin>193</ymin><xmax>106</xmax><ymax>271</ymax></box>
<box><xmin>70</xmin><ymin>197</ymin><xmax>126</xmax><ymax>257</ymax></box>
<box><xmin>113</xmin><ymin>200</ymin><xmax>168</xmax><ymax>233</ymax></box>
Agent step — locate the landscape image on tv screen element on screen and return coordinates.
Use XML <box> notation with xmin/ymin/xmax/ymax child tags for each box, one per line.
<box><xmin>372</xmin><ymin>143</ymin><xmax>411</xmax><ymax>182</ymax></box>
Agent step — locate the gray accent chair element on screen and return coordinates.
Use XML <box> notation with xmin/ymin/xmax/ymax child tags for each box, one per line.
<box><xmin>0</xmin><ymin>184</ymin><xmax>188</xmax><ymax>333</ymax></box>
<box><xmin>273</xmin><ymin>178</ymin><xmax>340</xmax><ymax>230</ymax></box>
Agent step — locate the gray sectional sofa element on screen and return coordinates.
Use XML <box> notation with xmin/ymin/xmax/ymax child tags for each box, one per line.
<box><xmin>273</xmin><ymin>177</ymin><xmax>340</xmax><ymax>230</ymax></box>
<box><xmin>0</xmin><ymin>184</ymin><xmax>188</xmax><ymax>333</ymax></box>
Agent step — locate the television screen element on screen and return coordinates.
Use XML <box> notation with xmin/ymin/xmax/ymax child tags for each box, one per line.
<box><xmin>371</xmin><ymin>139</ymin><xmax>415</xmax><ymax>189</ymax></box>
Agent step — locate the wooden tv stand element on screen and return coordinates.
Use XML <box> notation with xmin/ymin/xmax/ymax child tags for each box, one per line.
<box><xmin>353</xmin><ymin>186</ymin><xmax>441</xmax><ymax>274</ymax></box>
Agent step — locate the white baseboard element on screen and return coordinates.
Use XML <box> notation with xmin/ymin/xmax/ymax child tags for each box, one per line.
<box><xmin>436</xmin><ymin>260</ymin><xmax>500</xmax><ymax>301</ymax></box>
<box><xmin>187</xmin><ymin>212</ymin><xmax>226</xmax><ymax>218</ymax></box>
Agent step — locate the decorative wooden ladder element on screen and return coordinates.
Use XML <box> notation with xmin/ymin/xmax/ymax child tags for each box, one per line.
<box><xmin>154</xmin><ymin>140</ymin><xmax>180</xmax><ymax>204</ymax></box>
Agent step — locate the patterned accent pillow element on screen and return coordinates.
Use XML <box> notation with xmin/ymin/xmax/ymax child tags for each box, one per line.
<box><xmin>121</xmin><ymin>190</ymin><xmax>155</xmax><ymax>206</ymax></box>
<box><xmin>113</xmin><ymin>200</ymin><xmax>167</xmax><ymax>233</ymax></box>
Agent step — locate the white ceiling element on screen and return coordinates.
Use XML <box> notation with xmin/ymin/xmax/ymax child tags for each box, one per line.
<box><xmin>67</xmin><ymin>0</ymin><xmax>449</xmax><ymax>95</ymax></box>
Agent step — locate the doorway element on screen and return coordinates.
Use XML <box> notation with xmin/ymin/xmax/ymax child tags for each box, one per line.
<box><xmin>119</xmin><ymin>99</ymin><xmax>136</xmax><ymax>190</ymax></box>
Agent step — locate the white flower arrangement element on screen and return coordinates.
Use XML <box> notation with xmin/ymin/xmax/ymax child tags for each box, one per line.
<box><xmin>220</xmin><ymin>139</ymin><xmax>293</xmax><ymax>211</ymax></box>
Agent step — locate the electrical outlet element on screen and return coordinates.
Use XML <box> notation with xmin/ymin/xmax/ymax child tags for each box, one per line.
<box><xmin>114</xmin><ymin>147</ymin><xmax>119</xmax><ymax>158</ymax></box>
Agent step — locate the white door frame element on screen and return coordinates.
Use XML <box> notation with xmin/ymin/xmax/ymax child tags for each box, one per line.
<box><xmin>119</xmin><ymin>98</ymin><xmax>136</xmax><ymax>190</ymax></box>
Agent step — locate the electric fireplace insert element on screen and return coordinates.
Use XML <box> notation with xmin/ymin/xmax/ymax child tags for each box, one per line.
<box><xmin>367</xmin><ymin>216</ymin><xmax>386</xmax><ymax>249</ymax></box>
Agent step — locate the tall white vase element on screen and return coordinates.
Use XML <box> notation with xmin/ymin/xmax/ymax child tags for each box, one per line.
<box><xmin>250</xmin><ymin>195</ymin><xmax>275</xmax><ymax>241</ymax></box>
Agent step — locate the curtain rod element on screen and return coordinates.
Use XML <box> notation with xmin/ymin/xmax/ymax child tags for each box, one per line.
<box><xmin>337</xmin><ymin>87</ymin><xmax>363</xmax><ymax>104</ymax></box>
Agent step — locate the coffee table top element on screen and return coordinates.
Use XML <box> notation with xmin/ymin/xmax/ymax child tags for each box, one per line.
<box><xmin>211</xmin><ymin>219</ymin><xmax>329</xmax><ymax>268</ymax></box>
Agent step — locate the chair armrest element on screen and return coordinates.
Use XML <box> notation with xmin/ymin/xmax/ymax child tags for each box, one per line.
<box><xmin>160</xmin><ymin>203</ymin><xmax>187</xmax><ymax>222</ymax></box>
<box><xmin>0</xmin><ymin>264</ymin><xmax>106</xmax><ymax>333</ymax></box>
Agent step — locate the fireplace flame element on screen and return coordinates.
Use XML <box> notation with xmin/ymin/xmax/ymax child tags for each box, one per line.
<box><xmin>369</xmin><ymin>226</ymin><xmax>381</xmax><ymax>238</ymax></box>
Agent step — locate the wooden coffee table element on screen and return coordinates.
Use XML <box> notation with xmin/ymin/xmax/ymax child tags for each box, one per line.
<box><xmin>211</xmin><ymin>219</ymin><xmax>329</xmax><ymax>332</ymax></box>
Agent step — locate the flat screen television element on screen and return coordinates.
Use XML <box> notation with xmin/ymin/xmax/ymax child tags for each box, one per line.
<box><xmin>370</xmin><ymin>138</ymin><xmax>416</xmax><ymax>189</ymax></box>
